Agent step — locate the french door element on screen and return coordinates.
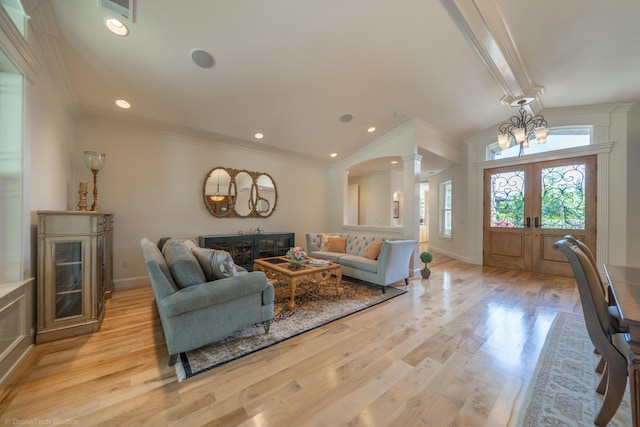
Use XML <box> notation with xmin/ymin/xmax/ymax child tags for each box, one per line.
<box><xmin>483</xmin><ymin>155</ymin><xmax>597</xmax><ymax>276</ymax></box>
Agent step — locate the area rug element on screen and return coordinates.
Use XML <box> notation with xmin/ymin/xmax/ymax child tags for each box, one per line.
<box><xmin>174</xmin><ymin>278</ymin><xmax>407</xmax><ymax>382</ymax></box>
<box><xmin>515</xmin><ymin>311</ymin><xmax>632</xmax><ymax>426</ymax></box>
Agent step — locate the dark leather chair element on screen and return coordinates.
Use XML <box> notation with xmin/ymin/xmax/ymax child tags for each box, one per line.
<box><xmin>554</xmin><ymin>238</ymin><xmax>631</xmax><ymax>427</ymax></box>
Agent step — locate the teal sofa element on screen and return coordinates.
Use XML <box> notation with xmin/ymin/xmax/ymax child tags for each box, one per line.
<box><xmin>305</xmin><ymin>233</ymin><xmax>417</xmax><ymax>292</ymax></box>
<box><xmin>140</xmin><ymin>237</ymin><xmax>274</xmax><ymax>365</ymax></box>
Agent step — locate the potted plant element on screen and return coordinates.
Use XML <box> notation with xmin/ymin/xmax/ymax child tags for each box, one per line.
<box><xmin>420</xmin><ymin>251</ymin><xmax>433</xmax><ymax>279</ymax></box>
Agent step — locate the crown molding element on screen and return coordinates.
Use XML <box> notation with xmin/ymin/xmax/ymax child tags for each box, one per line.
<box><xmin>0</xmin><ymin>4</ymin><xmax>39</xmax><ymax>81</ymax></box>
<box><xmin>441</xmin><ymin>0</ymin><xmax>544</xmax><ymax>113</ymax></box>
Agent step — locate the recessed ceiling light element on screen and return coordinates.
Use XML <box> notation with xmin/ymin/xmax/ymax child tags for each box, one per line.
<box><xmin>330</xmin><ymin>153</ymin><xmax>338</xmax><ymax>158</ymax></box>
<box><xmin>367</xmin><ymin>127</ymin><xmax>376</xmax><ymax>133</ymax></box>
<box><xmin>254</xmin><ymin>132</ymin><xmax>264</xmax><ymax>139</ymax></box>
<box><xmin>115</xmin><ymin>99</ymin><xmax>131</xmax><ymax>109</ymax></box>
<box><xmin>391</xmin><ymin>160</ymin><xmax>398</xmax><ymax>164</ymax></box>
<box><xmin>105</xmin><ymin>17</ymin><xmax>129</xmax><ymax>36</ymax></box>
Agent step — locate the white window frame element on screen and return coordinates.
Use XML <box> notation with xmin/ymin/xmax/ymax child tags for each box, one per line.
<box><xmin>439</xmin><ymin>180</ymin><xmax>452</xmax><ymax>238</ymax></box>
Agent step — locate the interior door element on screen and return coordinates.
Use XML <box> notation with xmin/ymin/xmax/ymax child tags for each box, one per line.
<box><xmin>483</xmin><ymin>155</ymin><xmax>597</xmax><ymax>276</ymax></box>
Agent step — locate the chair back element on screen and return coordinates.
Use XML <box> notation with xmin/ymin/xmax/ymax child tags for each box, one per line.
<box><xmin>564</xmin><ymin>234</ymin><xmax>606</xmax><ymax>295</ymax></box>
<box><xmin>553</xmin><ymin>239</ymin><xmax>613</xmax><ymax>348</ymax></box>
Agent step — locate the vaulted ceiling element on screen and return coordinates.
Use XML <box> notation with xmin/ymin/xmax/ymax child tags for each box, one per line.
<box><xmin>24</xmin><ymin>0</ymin><xmax>640</xmax><ymax>173</ymax></box>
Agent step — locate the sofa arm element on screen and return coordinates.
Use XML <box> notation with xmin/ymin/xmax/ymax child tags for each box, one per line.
<box><xmin>159</xmin><ymin>271</ymin><xmax>271</xmax><ymax>317</ymax></box>
<box><xmin>377</xmin><ymin>240</ymin><xmax>417</xmax><ymax>281</ymax></box>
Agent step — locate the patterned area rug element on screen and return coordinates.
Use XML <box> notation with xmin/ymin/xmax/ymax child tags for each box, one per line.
<box><xmin>516</xmin><ymin>311</ymin><xmax>631</xmax><ymax>426</ymax></box>
<box><xmin>175</xmin><ymin>278</ymin><xmax>407</xmax><ymax>382</ymax></box>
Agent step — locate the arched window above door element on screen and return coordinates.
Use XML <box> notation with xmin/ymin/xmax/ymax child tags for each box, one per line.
<box><xmin>487</xmin><ymin>126</ymin><xmax>592</xmax><ymax>160</ymax></box>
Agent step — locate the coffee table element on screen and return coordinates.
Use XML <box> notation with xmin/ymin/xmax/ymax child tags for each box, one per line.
<box><xmin>253</xmin><ymin>257</ymin><xmax>342</xmax><ymax>309</ymax></box>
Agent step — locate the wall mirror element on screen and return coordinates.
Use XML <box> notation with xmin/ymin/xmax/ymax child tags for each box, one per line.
<box><xmin>203</xmin><ymin>167</ymin><xmax>278</xmax><ymax>218</ymax></box>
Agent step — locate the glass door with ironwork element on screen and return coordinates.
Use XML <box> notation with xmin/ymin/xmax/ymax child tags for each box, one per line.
<box><xmin>483</xmin><ymin>155</ymin><xmax>597</xmax><ymax>275</ymax></box>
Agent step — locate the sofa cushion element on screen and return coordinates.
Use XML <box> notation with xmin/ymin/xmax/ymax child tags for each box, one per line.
<box><xmin>327</xmin><ymin>236</ymin><xmax>347</xmax><ymax>253</ymax></box>
<box><xmin>162</xmin><ymin>239</ymin><xmax>206</xmax><ymax>288</ymax></box>
<box><xmin>192</xmin><ymin>247</ymin><xmax>239</xmax><ymax>280</ymax></box>
<box><xmin>339</xmin><ymin>254</ymin><xmax>378</xmax><ymax>273</ymax></box>
<box><xmin>364</xmin><ymin>241</ymin><xmax>384</xmax><ymax>260</ymax></box>
<box><xmin>309</xmin><ymin>251</ymin><xmax>343</xmax><ymax>263</ymax></box>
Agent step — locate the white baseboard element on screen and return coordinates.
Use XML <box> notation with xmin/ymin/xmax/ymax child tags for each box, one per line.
<box><xmin>427</xmin><ymin>247</ymin><xmax>479</xmax><ymax>265</ymax></box>
<box><xmin>114</xmin><ymin>276</ymin><xmax>149</xmax><ymax>290</ymax></box>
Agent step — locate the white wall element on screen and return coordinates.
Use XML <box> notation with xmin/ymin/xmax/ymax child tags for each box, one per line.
<box><xmin>72</xmin><ymin>120</ymin><xmax>329</xmax><ymax>287</ymax></box>
<box><xmin>425</xmin><ymin>163</ymin><xmax>468</xmax><ymax>261</ymax></box>
<box><xmin>348</xmin><ymin>171</ymin><xmax>391</xmax><ymax>226</ymax></box>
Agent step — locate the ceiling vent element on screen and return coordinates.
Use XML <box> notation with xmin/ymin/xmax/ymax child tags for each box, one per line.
<box><xmin>98</xmin><ymin>0</ymin><xmax>134</xmax><ymax>22</ymax></box>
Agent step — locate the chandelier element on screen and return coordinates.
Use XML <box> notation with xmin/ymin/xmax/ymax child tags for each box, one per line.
<box><xmin>497</xmin><ymin>98</ymin><xmax>548</xmax><ymax>156</ymax></box>
<box><xmin>210</xmin><ymin>169</ymin><xmax>225</xmax><ymax>202</ymax></box>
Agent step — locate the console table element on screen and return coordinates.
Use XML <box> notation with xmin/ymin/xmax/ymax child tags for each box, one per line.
<box><xmin>198</xmin><ymin>232</ymin><xmax>295</xmax><ymax>271</ymax></box>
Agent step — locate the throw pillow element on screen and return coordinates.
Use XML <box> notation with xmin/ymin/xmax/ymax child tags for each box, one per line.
<box><xmin>192</xmin><ymin>247</ymin><xmax>239</xmax><ymax>280</ymax></box>
<box><xmin>162</xmin><ymin>239</ymin><xmax>206</xmax><ymax>288</ymax></box>
<box><xmin>319</xmin><ymin>234</ymin><xmax>331</xmax><ymax>251</ymax></box>
<box><xmin>327</xmin><ymin>236</ymin><xmax>347</xmax><ymax>253</ymax></box>
<box><xmin>157</xmin><ymin>236</ymin><xmax>172</xmax><ymax>251</ymax></box>
<box><xmin>364</xmin><ymin>241</ymin><xmax>384</xmax><ymax>260</ymax></box>
<box><xmin>181</xmin><ymin>238</ymin><xmax>198</xmax><ymax>250</ymax></box>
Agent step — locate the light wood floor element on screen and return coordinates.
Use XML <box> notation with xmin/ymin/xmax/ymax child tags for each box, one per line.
<box><xmin>0</xmin><ymin>254</ymin><xmax>585</xmax><ymax>426</ymax></box>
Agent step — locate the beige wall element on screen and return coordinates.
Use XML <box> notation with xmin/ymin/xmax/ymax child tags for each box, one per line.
<box><xmin>71</xmin><ymin>120</ymin><xmax>329</xmax><ymax>287</ymax></box>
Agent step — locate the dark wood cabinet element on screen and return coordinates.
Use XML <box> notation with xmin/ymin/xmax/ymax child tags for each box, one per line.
<box><xmin>198</xmin><ymin>232</ymin><xmax>294</xmax><ymax>271</ymax></box>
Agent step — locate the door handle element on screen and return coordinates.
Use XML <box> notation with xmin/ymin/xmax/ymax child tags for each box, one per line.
<box><xmin>534</xmin><ymin>217</ymin><xmax>540</xmax><ymax>228</ymax></box>
<box><xmin>526</xmin><ymin>217</ymin><xmax>531</xmax><ymax>228</ymax></box>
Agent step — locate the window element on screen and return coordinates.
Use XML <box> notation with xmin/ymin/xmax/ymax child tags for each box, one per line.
<box><xmin>0</xmin><ymin>4</ymin><xmax>25</xmax><ymax>286</ymax></box>
<box><xmin>439</xmin><ymin>180</ymin><xmax>452</xmax><ymax>237</ymax></box>
<box><xmin>487</xmin><ymin>126</ymin><xmax>592</xmax><ymax>160</ymax></box>
<box><xmin>0</xmin><ymin>55</ymin><xmax>24</xmax><ymax>284</ymax></box>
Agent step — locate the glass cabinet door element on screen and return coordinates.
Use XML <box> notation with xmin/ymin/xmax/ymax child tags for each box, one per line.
<box><xmin>276</xmin><ymin>235</ymin><xmax>293</xmax><ymax>256</ymax></box>
<box><xmin>52</xmin><ymin>241</ymin><xmax>84</xmax><ymax>319</ymax></box>
<box><xmin>258</xmin><ymin>238</ymin><xmax>276</xmax><ymax>258</ymax></box>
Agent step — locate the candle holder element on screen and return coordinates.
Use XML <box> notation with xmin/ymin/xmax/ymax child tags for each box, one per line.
<box><xmin>83</xmin><ymin>151</ymin><xmax>106</xmax><ymax>211</ymax></box>
<box><xmin>77</xmin><ymin>181</ymin><xmax>88</xmax><ymax>211</ymax></box>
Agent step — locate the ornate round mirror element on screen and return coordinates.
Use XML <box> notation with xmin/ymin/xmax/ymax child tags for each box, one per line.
<box><xmin>203</xmin><ymin>167</ymin><xmax>233</xmax><ymax>217</ymax></box>
<box><xmin>234</xmin><ymin>171</ymin><xmax>254</xmax><ymax>217</ymax></box>
<box><xmin>255</xmin><ymin>173</ymin><xmax>277</xmax><ymax>217</ymax></box>
<box><xmin>203</xmin><ymin>167</ymin><xmax>278</xmax><ymax>218</ymax></box>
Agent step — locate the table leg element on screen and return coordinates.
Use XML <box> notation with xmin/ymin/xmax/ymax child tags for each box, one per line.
<box><xmin>335</xmin><ymin>268</ymin><xmax>342</xmax><ymax>296</ymax></box>
<box><xmin>631</xmin><ymin>355</ymin><xmax>640</xmax><ymax>427</ymax></box>
<box><xmin>288</xmin><ymin>277</ymin><xmax>298</xmax><ymax>309</ymax></box>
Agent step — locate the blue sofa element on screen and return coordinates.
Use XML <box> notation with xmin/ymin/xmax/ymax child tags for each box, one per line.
<box><xmin>305</xmin><ymin>233</ymin><xmax>417</xmax><ymax>292</ymax></box>
<box><xmin>140</xmin><ymin>237</ymin><xmax>274</xmax><ymax>365</ymax></box>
